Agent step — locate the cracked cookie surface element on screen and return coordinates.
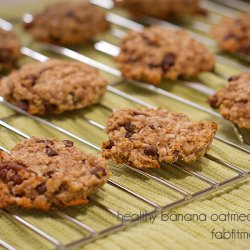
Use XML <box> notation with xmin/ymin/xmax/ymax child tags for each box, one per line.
<box><xmin>0</xmin><ymin>28</ymin><xmax>21</xmax><ymax>74</ymax></box>
<box><xmin>211</xmin><ymin>14</ymin><xmax>250</xmax><ymax>55</ymax></box>
<box><xmin>102</xmin><ymin>108</ymin><xmax>217</xmax><ymax>169</ymax></box>
<box><xmin>0</xmin><ymin>137</ymin><xmax>110</xmax><ymax>210</ymax></box>
<box><xmin>115</xmin><ymin>26</ymin><xmax>215</xmax><ymax>84</ymax></box>
<box><xmin>24</xmin><ymin>2</ymin><xmax>110</xmax><ymax>45</ymax></box>
<box><xmin>208</xmin><ymin>73</ymin><xmax>250</xmax><ymax>129</ymax></box>
<box><xmin>0</xmin><ymin>59</ymin><xmax>107</xmax><ymax>115</ymax></box>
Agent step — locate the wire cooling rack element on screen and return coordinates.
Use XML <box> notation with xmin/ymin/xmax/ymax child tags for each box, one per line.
<box><xmin>0</xmin><ymin>0</ymin><xmax>250</xmax><ymax>249</ymax></box>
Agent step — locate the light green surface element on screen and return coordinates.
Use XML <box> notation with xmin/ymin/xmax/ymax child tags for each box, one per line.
<box><xmin>0</xmin><ymin>1</ymin><xmax>249</xmax><ymax>250</ymax></box>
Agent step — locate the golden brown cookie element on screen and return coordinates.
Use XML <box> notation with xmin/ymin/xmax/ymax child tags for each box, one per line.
<box><xmin>0</xmin><ymin>59</ymin><xmax>107</xmax><ymax>115</ymax></box>
<box><xmin>208</xmin><ymin>73</ymin><xmax>250</xmax><ymax>129</ymax></box>
<box><xmin>24</xmin><ymin>2</ymin><xmax>110</xmax><ymax>45</ymax></box>
<box><xmin>115</xmin><ymin>26</ymin><xmax>215</xmax><ymax>84</ymax></box>
<box><xmin>211</xmin><ymin>14</ymin><xmax>250</xmax><ymax>55</ymax></box>
<box><xmin>0</xmin><ymin>137</ymin><xmax>110</xmax><ymax>210</ymax></box>
<box><xmin>102</xmin><ymin>108</ymin><xmax>217</xmax><ymax>169</ymax></box>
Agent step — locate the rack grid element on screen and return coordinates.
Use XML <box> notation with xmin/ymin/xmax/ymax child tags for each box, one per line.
<box><xmin>0</xmin><ymin>0</ymin><xmax>250</xmax><ymax>249</ymax></box>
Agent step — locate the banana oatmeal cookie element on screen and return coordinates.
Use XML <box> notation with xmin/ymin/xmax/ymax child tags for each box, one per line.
<box><xmin>211</xmin><ymin>14</ymin><xmax>250</xmax><ymax>55</ymax></box>
<box><xmin>115</xmin><ymin>26</ymin><xmax>215</xmax><ymax>84</ymax></box>
<box><xmin>0</xmin><ymin>137</ymin><xmax>110</xmax><ymax>210</ymax></box>
<box><xmin>0</xmin><ymin>28</ymin><xmax>21</xmax><ymax>74</ymax></box>
<box><xmin>102</xmin><ymin>108</ymin><xmax>217</xmax><ymax>169</ymax></box>
<box><xmin>0</xmin><ymin>59</ymin><xmax>107</xmax><ymax>115</ymax></box>
<box><xmin>24</xmin><ymin>2</ymin><xmax>110</xmax><ymax>45</ymax></box>
<box><xmin>208</xmin><ymin>73</ymin><xmax>250</xmax><ymax>129</ymax></box>
<box><xmin>115</xmin><ymin>0</ymin><xmax>204</xmax><ymax>20</ymax></box>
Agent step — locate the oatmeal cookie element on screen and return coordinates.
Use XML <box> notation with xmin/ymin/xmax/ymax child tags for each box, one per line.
<box><xmin>208</xmin><ymin>73</ymin><xmax>250</xmax><ymax>129</ymax></box>
<box><xmin>115</xmin><ymin>0</ymin><xmax>204</xmax><ymax>20</ymax></box>
<box><xmin>102</xmin><ymin>108</ymin><xmax>217</xmax><ymax>169</ymax></box>
<box><xmin>0</xmin><ymin>59</ymin><xmax>107</xmax><ymax>115</ymax></box>
<box><xmin>24</xmin><ymin>2</ymin><xmax>110</xmax><ymax>45</ymax></box>
<box><xmin>0</xmin><ymin>28</ymin><xmax>21</xmax><ymax>74</ymax></box>
<box><xmin>211</xmin><ymin>14</ymin><xmax>250</xmax><ymax>55</ymax></box>
<box><xmin>0</xmin><ymin>137</ymin><xmax>110</xmax><ymax>210</ymax></box>
<box><xmin>115</xmin><ymin>26</ymin><xmax>215</xmax><ymax>84</ymax></box>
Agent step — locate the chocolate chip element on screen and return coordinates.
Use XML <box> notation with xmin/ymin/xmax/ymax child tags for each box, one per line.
<box><xmin>124</xmin><ymin>123</ymin><xmax>133</xmax><ymax>133</ymax></box>
<box><xmin>125</xmin><ymin>132</ymin><xmax>133</xmax><ymax>138</ymax></box>
<box><xmin>36</xmin><ymin>138</ymin><xmax>46</xmax><ymax>143</ymax></box>
<box><xmin>105</xmin><ymin>140</ymin><xmax>114</xmax><ymax>149</ymax></box>
<box><xmin>36</xmin><ymin>183</ymin><xmax>47</xmax><ymax>194</ymax></box>
<box><xmin>228</xmin><ymin>75</ymin><xmax>240</xmax><ymax>82</ymax></box>
<box><xmin>0</xmin><ymin>48</ymin><xmax>11</xmax><ymax>62</ymax></box>
<box><xmin>17</xmin><ymin>100</ymin><xmax>29</xmax><ymax>111</ymax></box>
<box><xmin>149</xmin><ymin>125</ymin><xmax>155</xmax><ymax>130</ymax></box>
<box><xmin>0</xmin><ymin>163</ymin><xmax>24</xmax><ymax>171</ymax></box>
<box><xmin>10</xmin><ymin>174</ymin><xmax>23</xmax><ymax>185</ymax></box>
<box><xmin>44</xmin><ymin>103</ymin><xmax>57</xmax><ymax>114</ymax></box>
<box><xmin>133</xmin><ymin>111</ymin><xmax>142</xmax><ymax>116</ymax></box>
<box><xmin>162</xmin><ymin>53</ymin><xmax>175</xmax><ymax>72</ymax></box>
<box><xmin>26</xmin><ymin>74</ymin><xmax>38</xmax><ymax>86</ymax></box>
<box><xmin>49</xmin><ymin>34</ymin><xmax>61</xmax><ymax>43</ymax></box>
<box><xmin>91</xmin><ymin>167</ymin><xmax>106</xmax><ymax>179</ymax></box>
<box><xmin>63</xmin><ymin>140</ymin><xmax>74</xmax><ymax>147</ymax></box>
<box><xmin>0</xmin><ymin>163</ymin><xmax>25</xmax><ymax>183</ymax></box>
<box><xmin>208</xmin><ymin>96</ymin><xmax>218</xmax><ymax>108</ymax></box>
<box><xmin>46</xmin><ymin>147</ymin><xmax>58</xmax><ymax>156</ymax></box>
<box><xmin>144</xmin><ymin>146</ymin><xmax>158</xmax><ymax>157</ymax></box>
<box><xmin>47</xmin><ymin>170</ymin><xmax>55</xmax><ymax>177</ymax></box>
<box><xmin>149</xmin><ymin>63</ymin><xmax>161</xmax><ymax>68</ymax></box>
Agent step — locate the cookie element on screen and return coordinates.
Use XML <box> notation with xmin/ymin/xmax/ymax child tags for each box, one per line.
<box><xmin>0</xmin><ymin>137</ymin><xmax>110</xmax><ymax>210</ymax></box>
<box><xmin>0</xmin><ymin>28</ymin><xmax>21</xmax><ymax>74</ymax></box>
<box><xmin>208</xmin><ymin>73</ymin><xmax>250</xmax><ymax>129</ymax></box>
<box><xmin>24</xmin><ymin>2</ymin><xmax>110</xmax><ymax>45</ymax></box>
<box><xmin>0</xmin><ymin>59</ymin><xmax>107</xmax><ymax>115</ymax></box>
<box><xmin>102</xmin><ymin>108</ymin><xmax>217</xmax><ymax>169</ymax></box>
<box><xmin>115</xmin><ymin>0</ymin><xmax>204</xmax><ymax>20</ymax></box>
<box><xmin>211</xmin><ymin>14</ymin><xmax>250</xmax><ymax>55</ymax></box>
<box><xmin>115</xmin><ymin>26</ymin><xmax>215</xmax><ymax>84</ymax></box>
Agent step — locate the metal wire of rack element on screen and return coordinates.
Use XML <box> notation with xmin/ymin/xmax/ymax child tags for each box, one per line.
<box><xmin>44</xmin><ymin>0</ymin><xmax>250</xmax><ymax>146</ymax></box>
<box><xmin>0</xmin><ymin>1</ymin><xmax>250</xmax><ymax>249</ymax></box>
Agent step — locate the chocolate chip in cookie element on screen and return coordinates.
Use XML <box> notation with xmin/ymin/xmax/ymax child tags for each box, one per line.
<box><xmin>115</xmin><ymin>26</ymin><xmax>214</xmax><ymax>84</ymax></box>
<box><xmin>102</xmin><ymin>108</ymin><xmax>217</xmax><ymax>169</ymax></box>
<box><xmin>0</xmin><ymin>137</ymin><xmax>110</xmax><ymax>210</ymax></box>
<box><xmin>0</xmin><ymin>59</ymin><xmax>107</xmax><ymax>115</ymax></box>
